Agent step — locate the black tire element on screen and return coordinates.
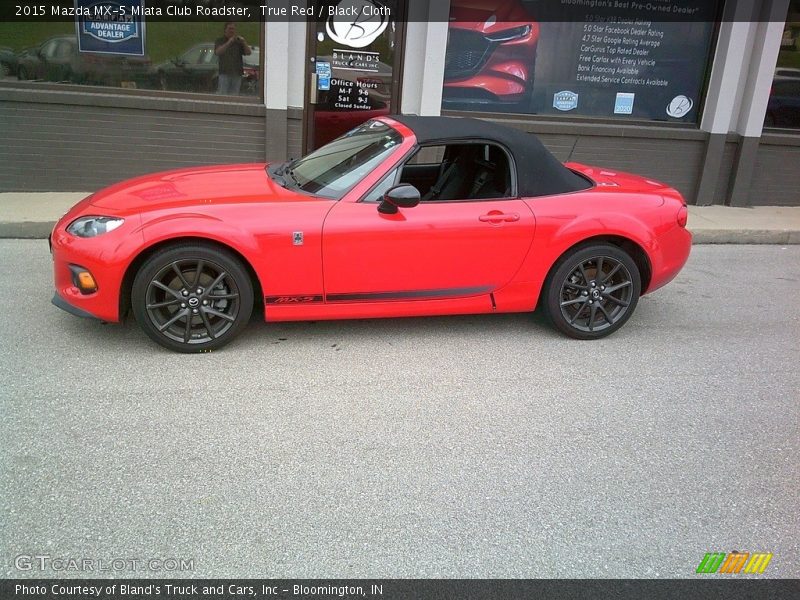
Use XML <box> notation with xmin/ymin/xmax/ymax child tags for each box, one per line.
<box><xmin>543</xmin><ymin>244</ymin><xmax>641</xmax><ymax>340</ymax></box>
<box><xmin>17</xmin><ymin>66</ymin><xmax>28</xmax><ymax>81</ymax></box>
<box><xmin>131</xmin><ymin>244</ymin><xmax>254</xmax><ymax>353</ymax></box>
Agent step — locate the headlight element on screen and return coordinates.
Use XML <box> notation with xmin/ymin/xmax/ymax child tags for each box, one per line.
<box><xmin>486</xmin><ymin>25</ymin><xmax>532</xmax><ymax>43</ymax></box>
<box><xmin>67</xmin><ymin>216</ymin><xmax>124</xmax><ymax>238</ymax></box>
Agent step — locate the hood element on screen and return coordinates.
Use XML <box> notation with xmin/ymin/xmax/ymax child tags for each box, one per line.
<box><xmin>449</xmin><ymin>0</ymin><xmax>531</xmax><ymax>31</ymax></box>
<box><xmin>89</xmin><ymin>163</ymin><xmax>310</xmax><ymax>213</ymax></box>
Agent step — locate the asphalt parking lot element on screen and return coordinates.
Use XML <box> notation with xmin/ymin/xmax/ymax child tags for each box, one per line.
<box><xmin>1</xmin><ymin>240</ymin><xmax>798</xmax><ymax>578</ymax></box>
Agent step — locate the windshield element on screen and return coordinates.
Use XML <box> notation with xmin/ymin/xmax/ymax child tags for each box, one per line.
<box><xmin>283</xmin><ymin>121</ymin><xmax>402</xmax><ymax>200</ymax></box>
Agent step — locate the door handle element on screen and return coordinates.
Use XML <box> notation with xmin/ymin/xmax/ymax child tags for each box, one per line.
<box><xmin>479</xmin><ymin>212</ymin><xmax>520</xmax><ymax>223</ymax></box>
<box><xmin>309</xmin><ymin>72</ymin><xmax>319</xmax><ymax>104</ymax></box>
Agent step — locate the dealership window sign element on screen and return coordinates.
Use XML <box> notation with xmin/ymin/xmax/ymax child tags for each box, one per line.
<box><xmin>75</xmin><ymin>0</ymin><xmax>145</xmax><ymax>56</ymax></box>
<box><xmin>316</xmin><ymin>61</ymin><xmax>332</xmax><ymax>91</ymax></box>
<box><xmin>441</xmin><ymin>1</ymin><xmax>720</xmax><ymax>123</ymax></box>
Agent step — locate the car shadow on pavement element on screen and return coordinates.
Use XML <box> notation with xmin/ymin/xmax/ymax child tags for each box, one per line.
<box><xmin>235</xmin><ymin>309</ymin><xmax>563</xmax><ymax>349</ymax></box>
<box><xmin>49</xmin><ymin>306</ymin><xmax>562</xmax><ymax>353</ymax></box>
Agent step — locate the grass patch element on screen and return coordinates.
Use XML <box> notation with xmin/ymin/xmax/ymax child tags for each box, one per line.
<box><xmin>777</xmin><ymin>49</ymin><xmax>800</xmax><ymax>70</ymax></box>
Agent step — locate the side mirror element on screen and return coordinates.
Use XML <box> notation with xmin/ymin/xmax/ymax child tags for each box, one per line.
<box><xmin>378</xmin><ymin>184</ymin><xmax>421</xmax><ymax>215</ymax></box>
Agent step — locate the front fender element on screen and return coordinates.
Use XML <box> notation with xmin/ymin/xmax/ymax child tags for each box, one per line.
<box><xmin>134</xmin><ymin>202</ymin><xmax>328</xmax><ymax>302</ymax></box>
<box><xmin>138</xmin><ymin>212</ymin><xmax>263</xmax><ymax>260</ymax></box>
<box><xmin>133</xmin><ymin>212</ymin><xmax>267</xmax><ymax>292</ymax></box>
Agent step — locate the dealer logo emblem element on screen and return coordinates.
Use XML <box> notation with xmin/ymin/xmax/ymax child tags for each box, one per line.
<box><xmin>667</xmin><ymin>95</ymin><xmax>694</xmax><ymax>118</ymax></box>
<box><xmin>326</xmin><ymin>0</ymin><xmax>389</xmax><ymax>49</ymax></box>
<box><xmin>553</xmin><ymin>91</ymin><xmax>579</xmax><ymax>111</ymax></box>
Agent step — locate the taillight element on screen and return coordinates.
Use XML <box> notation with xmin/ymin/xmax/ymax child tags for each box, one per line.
<box><xmin>677</xmin><ymin>205</ymin><xmax>688</xmax><ymax>228</ymax></box>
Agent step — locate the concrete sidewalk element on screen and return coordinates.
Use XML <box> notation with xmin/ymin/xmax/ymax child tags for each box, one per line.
<box><xmin>1</xmin><ymin>192</ymin><xmax>799</xmax><ymax>243</ymax></box>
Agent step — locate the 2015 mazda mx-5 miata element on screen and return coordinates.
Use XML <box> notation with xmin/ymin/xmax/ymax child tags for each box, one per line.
<box><xmin>50</xmin><ymin>116</ymin><xmax>691</xmax><ymax>352</ymax></box>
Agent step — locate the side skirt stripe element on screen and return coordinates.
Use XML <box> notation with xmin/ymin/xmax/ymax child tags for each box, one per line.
<box><xmin>265</xmin><ymin>287</ymin><xmax>493</xmax><ymax>305</ymax></box>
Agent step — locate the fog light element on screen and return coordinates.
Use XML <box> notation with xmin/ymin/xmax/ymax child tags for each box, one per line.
<box><xmin>69</xmin><ymin>265</ymin><xmax>97</xmax><ymax>294</ymax></box>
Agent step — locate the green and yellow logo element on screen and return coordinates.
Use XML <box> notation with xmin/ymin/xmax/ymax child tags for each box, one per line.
<box><xmin>696</xmin><ymin>551</ymin><xmax>773</xmax><ymax>574</ymax></box>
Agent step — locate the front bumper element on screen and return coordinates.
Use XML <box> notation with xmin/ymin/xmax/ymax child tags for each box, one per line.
<box><xmin>52</xmin><ymin>292</ymin><xmax>99</xmax><ymax>319</ymax></box>
<box><xmin>50</xmin><ymin>214</ymin><xmax>143</xmax><ymax>323</ymax></box>
<box><xmin>443</xmin><ymin>64</ymin><xmax>531</xmax><ymax>104</ymax></box>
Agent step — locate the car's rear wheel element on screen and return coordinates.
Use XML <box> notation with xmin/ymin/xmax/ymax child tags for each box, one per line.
<box><xmin>131</xmin><ymin>244</ymin><xmax>253</xmax><ymax>353</ymax></box>
<box><xmin>543</xmin><ymin>244</ymin><xmax>641</xmax><ymax>340</ymax></box>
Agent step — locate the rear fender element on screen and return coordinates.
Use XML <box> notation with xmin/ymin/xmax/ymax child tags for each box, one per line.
<box><xmin>499</xmin><ymin>211</ymin><xmax>658</xmax><ymax>308</ymax></box>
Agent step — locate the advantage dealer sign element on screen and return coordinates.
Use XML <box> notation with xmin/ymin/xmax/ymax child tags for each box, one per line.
<box><xmin>74</xmin><ymin>0</ymin><xmax>145</xmax><ymax>56</ymax></box>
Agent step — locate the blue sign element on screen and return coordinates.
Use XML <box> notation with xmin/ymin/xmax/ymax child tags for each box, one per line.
<box><xmin>553</xmin><ymin>90</ymin><xmax>578</xmax><ymax>111</ymax></box>
<box><xmin>75</xmin><ymin>0</ymin><xmax>145</xmax><ymax>56</ymax></box>
<box><xmin>316</xmin><ymin>61</ymin><xmax>331</xmax><ymax>91</ymax></box>
<box><xmin>614</xmin><ymin>92</ymin><xmax>635</xmax><ymax>115</ymax></box>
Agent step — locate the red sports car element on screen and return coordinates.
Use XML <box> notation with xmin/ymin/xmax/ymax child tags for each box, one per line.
<box><xmin>50</xmin><ymin>116</ymin><xmax>691</xmax><ymax>353</ymax></box>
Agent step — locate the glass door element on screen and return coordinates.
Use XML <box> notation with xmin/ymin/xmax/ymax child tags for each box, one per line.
<box><xmin>305</xmin><ymin>0</ymin><xmax>404</xmax><ymax>151</ymax></box>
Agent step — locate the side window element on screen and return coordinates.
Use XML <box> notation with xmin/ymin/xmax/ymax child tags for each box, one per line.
<box><xmin>41</xmin><ymin>40</ymin><xmax>59</xmax><ymax>60</ymax></box>
<box><xmin>55</xmin><ymin>40</ymin><xmax>74</xmax><ymax>59</ymax></box>
<box><xmin>362</xmin><ymin>168</ymin><xmax>399</xmax><ymax>203</ymax></box>
<box><xmin>181</xmin><ymin>45</ymin><xmax>205</xmax><ymax>64</ymax></box>
<box><xmin>408</xmin><ymin>146</ymin><xmax>445</xmax><ymax>165</ymax></box>
<box><xmin>398</xmin><ymin>143</ymin><xmax>513</xmax><ymax>202</ymax></box>
<box><xmin>198</xmin><ymin>46</ymin><xmax>218</xmax><ymax>65</ymax></box>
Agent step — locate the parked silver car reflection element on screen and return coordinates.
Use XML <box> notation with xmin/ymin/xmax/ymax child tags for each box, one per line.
<box><xmin>16</xmin><ymin>35</ymin><xmax>151</xmax><ymax>86</ymax></box>
<box><xmin>153</xmin><ymin>43</ymin><xmax>260</xmax><ymax>95</ymax></box>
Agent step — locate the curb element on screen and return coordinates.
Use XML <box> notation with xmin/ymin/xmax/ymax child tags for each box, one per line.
<box><xmin>0</xmin><ymin>223</ymin><xmax>55</xmax><ymax>239</ymax></box>
<box><xmin>690</xmin><ymin>229</ymin><xmax>800</xmax><ymax>244</ymax></box>
<box><xmin>2</xmin><ymin>221</ymin><xmax>800</xmax><ymax>244</ymax></box>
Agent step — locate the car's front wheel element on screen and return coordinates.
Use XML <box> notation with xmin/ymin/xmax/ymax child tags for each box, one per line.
<box><xmin>543</xmin><ymin>244</ymin><xmax>641</xmax><ymax>339</ymax></box>
<box><xmin>131</xmin><ymin>244</ymin><xmax>254</xmax><ymax>353</ymax></box>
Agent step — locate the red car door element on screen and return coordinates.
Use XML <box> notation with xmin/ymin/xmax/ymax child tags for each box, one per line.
<box><xmin>321</xmin><ymin>199</ymin><xmax>535</xmax><ymax>301</ymax></box>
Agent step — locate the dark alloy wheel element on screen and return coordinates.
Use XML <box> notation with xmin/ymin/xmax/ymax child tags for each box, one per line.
<box><xmin>544</xmin><ymin>244</ymin><xmax>641</xmax><ymax>340</ymax></box>
<box><xmin>132</xmin><ymin>245</ymin><xmax>254</xmax><ymax>352</ymax></box>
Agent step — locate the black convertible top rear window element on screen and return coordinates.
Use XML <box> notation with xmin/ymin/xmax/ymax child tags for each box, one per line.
<box><xmin>391</xmin><ymin>115</ymin><xmax>591</xmax><ymax>198</ymax></box>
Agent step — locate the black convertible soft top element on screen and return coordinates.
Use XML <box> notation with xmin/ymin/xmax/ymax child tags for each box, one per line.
<box><xmin>390</xmin><ymin>115</ymin><xmax>591</xmax><ymax>198</ymax></box>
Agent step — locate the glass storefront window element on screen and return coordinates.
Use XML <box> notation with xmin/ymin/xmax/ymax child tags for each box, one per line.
<box><xmin>441</xmin><ymin>0</ymin><xmax>719</xmax><ymax>124</ymax></box>
<box><xmin>766</xmin><ymin>0</ymin><xmax>800</xmax><ymax>129</ymax></box>
<box><xmin>0</xmin><ymin>20</ymin><xmax>261</xmax><ymax>97</ymax></box>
